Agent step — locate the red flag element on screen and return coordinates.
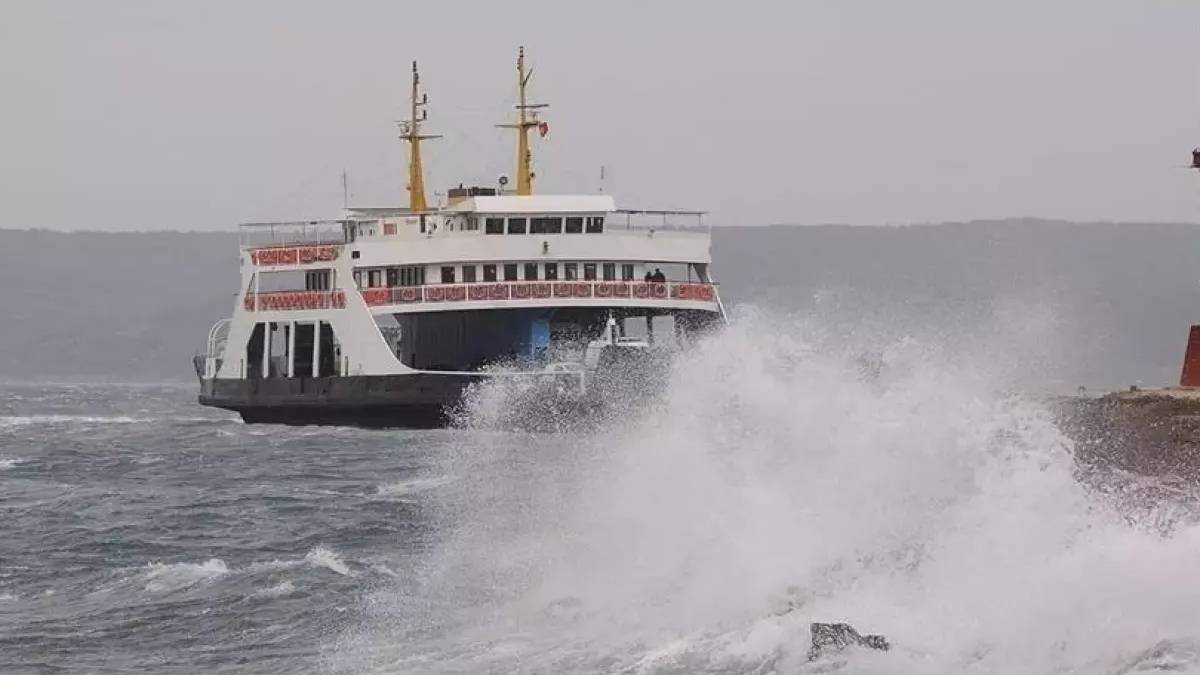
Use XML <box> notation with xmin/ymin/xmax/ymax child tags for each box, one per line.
<box><xmin>538</xmin><ymin>121</ymin><xmax>549</xmax><ymax>138</ymax></box>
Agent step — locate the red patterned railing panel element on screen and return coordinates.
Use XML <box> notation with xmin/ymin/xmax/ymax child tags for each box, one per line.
<box><xmin>670</xmin><ymin>283</ymin><xmax>715</xmax><ymax>301</ymax></box>
<box><xmin>361</xmin><ymin>288</ymin><xmax>390</xmax><ymax>305</ymax></box>
<box><xmin>352</xmin><ymin>281</ymin><xmax>717</xmax><ymax>309</ymax></box>
<box><xmin>244</xmin><ymin>290</ymin><xmax>346</xmax><ymax>311</ymax></box>
<box><xmin>250</xmin><ymin>246</ymin><xmax>340</xmax><ymax>266</ymax></box>
<box><xmin>395</xmin><ymin>287</ymin><xmax>422</xmax><ymax>303</ymax></box>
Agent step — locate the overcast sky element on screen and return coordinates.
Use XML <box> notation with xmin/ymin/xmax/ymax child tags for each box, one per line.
<box><xmin>2</xmin><ymin>0</ymin><xmax>1199</xmax><ymax>230</ymax></box>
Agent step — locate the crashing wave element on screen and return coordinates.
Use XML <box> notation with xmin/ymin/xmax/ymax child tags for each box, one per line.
<box><xmin>332</xmin><ymin>312</ymin><xmax>1200</xmax><ymax>674</ymax></box>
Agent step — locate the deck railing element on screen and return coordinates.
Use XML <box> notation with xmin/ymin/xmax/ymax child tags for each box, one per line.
<box><xmin>359</xmin><ymin>280</ymin><xmax>716</xmax><ymax>306</ymax></box>
<box><xmin>239</xmin><ymin>220</ymin><xmax>348</xmax><ymax>249</ymax></box>
<box><xmin>242</xmin><ymin>282</ymin><xmax>716</xmax><ymax>312</ymax></box>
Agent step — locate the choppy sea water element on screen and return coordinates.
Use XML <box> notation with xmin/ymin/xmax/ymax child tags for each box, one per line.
<box><xmin>4</xmin><ymin>317</ymin><xmax>1200</xmax><ymax>674</ymax></box>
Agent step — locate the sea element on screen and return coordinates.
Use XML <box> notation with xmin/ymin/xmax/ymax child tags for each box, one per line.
<box><xmin>3</xmin><ymin>316</ymin><xmax>1200</xmax><ymax>674</ymax></box>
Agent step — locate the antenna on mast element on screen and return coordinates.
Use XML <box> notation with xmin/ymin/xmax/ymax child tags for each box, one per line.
<box><xmin>399</xmin><ymin>60</ymin><xmax>442</xmax><ymax>212</ymax></box>
<box><xmin>496</xmin><ymin>46</ymin><xmax>548</xmax><ymax>196</ymax></box>
<box><xmin>342</xmin><ymin>170</ymin><xmax>349</xmax><ymax>208</ymax></box>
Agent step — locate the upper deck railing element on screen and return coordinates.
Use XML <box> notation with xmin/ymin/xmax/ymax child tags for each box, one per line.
<box><xmin>239</xmin><ymin>220</ymin><xmax>348</xmax><ymax>249</ymax></box>
<box><xmin>612</xmin><ymin>209</ymin><xmax>707</xmax><ymax>231</ymax></box>
<box><xmin>238</xmin><ymin>208</ymin><xmax>708</xmax><ymax>252</ymax></box>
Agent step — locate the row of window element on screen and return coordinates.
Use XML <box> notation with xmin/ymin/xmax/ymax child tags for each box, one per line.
<box><xmin>483</xmin><ymin>216</ymin><xmax>605</xmax><ymax>235</ymax></box>
<box><xmin>358</xmin><ymin>262</ymin><xmax>639</xmax><ymax>288</ymax></box>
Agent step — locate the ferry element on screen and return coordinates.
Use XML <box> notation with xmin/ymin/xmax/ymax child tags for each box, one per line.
<box><xmin>195</xmin><ymin>49</ymin><xmax>727</xmax><ymax>427</ymax></box>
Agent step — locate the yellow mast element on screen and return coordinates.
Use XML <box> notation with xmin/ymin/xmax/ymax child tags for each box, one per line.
<box><xmin>497</xmin><ymin>47</ymin><xmax>547</xmax><ymax>196</ymax></box>
<box><xmin>400</xmin><ymin>61</ymin><xmax>440</xmax><ymax>211</ymax></box>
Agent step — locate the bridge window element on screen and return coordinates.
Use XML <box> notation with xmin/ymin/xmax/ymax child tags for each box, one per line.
<box><xmin>466</xmin><ymin>217</ymin><xmax>479</xmax><ymax>231</ymax></box>
<box><xmin>462</xmin><ymin>265</ymin><xmax>477</xmax><ymax>283</ymax></box>
<box><xmin>367</xmin><ymin>270</ymin><xmax>383</xmax><ymax>288</ymax></box>
<box><xmin>386</xmin><ymin>268</ymin><xmax>398</xmax><ymax>287</ymax></box>
<box><xmin>524</xmin><ymin>263</ymin><xmax>538</xmax><ymax>280</ymax></box>
<box><xmin>583</xmin><ymin>263</ymin><xmax>597</xmax><ymax>281</ymax></box>
<box><xmin>621</xmin><ymin>264</ymin><xmax>634</xmax><ymax>281</ymax></box>
<box><xmin>504</xmin><ymin>264</ymin><xmax>519</xmax><ymax>281</ymax></box>
<box><xmin>603</xmin><ymin>263</ymin><xmax>616</xmax><ymax>281</ymax></box>
<box><xmin>564</xmin><ymin>262</ymin><xmax>578</xmax><ymax>280</ymax></box>
<box><xmin>485</xmin><ymin>217</ymin><xmax>504</xmax><ymax>234</ymax></box>
<box><xmin>531</xmin><ymin>217</ymin><xmax>563</xmax><ymax>234</ymax></box>
<box><xmin>545</xmin><ymin>263</ymin><xmax>558</xmax><ymax>280</ymax></box>
<box><xmin>441</xmin><ymin>266</ymin><xmax>456</xmax><ymax>284</ymax></box>
<box><xmin>565</xmin><ymin>217</ymin><xmax>583</xmax><ymax>234</ymax></box>
<box><xmin>507</xmin><ymin>217</ymin><xmax>527</xmax><ymax>234</ymax></box>
<box><xmin>483</xmin><ymin>264</ymin><xmax>497</xmax><ymax>282</ymax></box>
<box><xmin>586</xmin><ymin>216</ymin><xmax>604</xmax><ymax>234</ymax></box>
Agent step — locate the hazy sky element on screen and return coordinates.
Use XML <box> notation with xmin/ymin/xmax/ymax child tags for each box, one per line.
<box><xmin>3</xmin><ymin>1</ymin><xmax>1199</xmax><ymax>230</ymax></box>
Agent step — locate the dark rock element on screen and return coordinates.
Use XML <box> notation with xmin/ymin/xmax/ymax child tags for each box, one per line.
<box><xmin>808</xmin><ymin>622</ymin><xmax>891</xmax><ymax>661</ymax></box>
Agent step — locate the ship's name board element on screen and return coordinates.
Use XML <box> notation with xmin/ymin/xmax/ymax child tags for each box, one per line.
<box><xmin>250</xmin><ymin>246</ymin><xmax>340</xmax><ymax>266</ymax></box>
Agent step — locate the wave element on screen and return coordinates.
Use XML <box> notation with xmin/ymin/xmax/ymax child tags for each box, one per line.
<box><xmin>250</xmin><ymin>580</ymin><xmax>297</xmax><ymax>600</ymax></box>
<box><xmin>373</xmin><ymin>476</ymin><xmax>456</xmax><ymax>500</ymax></box>
<box><xmin>143</xmin><ymin>558</ymin><xmax>229</xmax><ymax>593</ymax></box>
<box><xmin>334</xmin><ymin>311</ymin><xmax>1200</xmax><ymax>674</ymax></box>
<box><xmin>305</xmin><ymin>545</ymin><xmax>352</xmax><ymax>577</ymax></box>
<box><xmin>0</xmin><ymin>414</ymin><xmax>150</xmax><ymax>428</ymax></box>
<box><xmin>0</xmin><ymin>414</ymin><xmax>224</xmax><ymax>428</ymax></box>
<box><xmin>136</xmin><ymin>545</ymin><xmax>358</xmax><ymax>597</ymax></box>
<box><xmin>0</xmin><ymin>457</ymin><xmax>23</xmax><ymax>470</ymax></box>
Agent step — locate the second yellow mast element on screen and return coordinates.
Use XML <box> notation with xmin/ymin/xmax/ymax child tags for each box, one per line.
<box><xmin>498</xmin><ymin>46</ymin><xmax>548</xmax><ymax>196</ymax></box>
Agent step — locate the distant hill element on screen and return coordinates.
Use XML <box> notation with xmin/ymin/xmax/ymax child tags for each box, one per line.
<box><xmin>1</xmin><ymin>221</ymin><xmax>1197</xmax><ymax>386</ymax></box>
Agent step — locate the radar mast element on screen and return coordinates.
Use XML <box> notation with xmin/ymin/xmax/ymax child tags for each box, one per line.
<box><xmin>400</xmin><ymin>61</ymin><xmax>441</xmax><ymax>211</ymax></box>
<box><xmin>497</xmin><ymin>47</ymin><xmax>548</xmax><ymax>195</ymax></box>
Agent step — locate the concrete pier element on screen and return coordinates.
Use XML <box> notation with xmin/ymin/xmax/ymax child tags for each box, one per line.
<box><xmin>1056</xmin><ymin>388</ymin><xmax>1200</xmax><ymax>481</ymax></box>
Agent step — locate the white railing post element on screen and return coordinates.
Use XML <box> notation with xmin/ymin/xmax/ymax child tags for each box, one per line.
<box><xmin>312</xmin><ymin>321</ymin><xmax>321</xmax><ymax>378</ymax></box>
<box><xmin>261</xmin><ymin>322</ymin><xmax>271</xmax><ymax>379</ymax></box>
<box><xmin>287</xmin><ymin>321</ymin><xmax>296</xmax><ymax>378</ymax></box>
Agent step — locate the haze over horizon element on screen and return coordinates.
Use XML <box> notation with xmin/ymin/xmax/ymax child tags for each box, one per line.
<box><xmin>3</xmin><ymin>0</ymin><xmax>1199</xmax><ymax>232</ymax></box>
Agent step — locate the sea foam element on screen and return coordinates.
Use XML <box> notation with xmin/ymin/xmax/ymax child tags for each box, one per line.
<box><xmin>334</xmin><ymin>311</ymin><xmax>1200</xmax><ymax>674</ymax></box>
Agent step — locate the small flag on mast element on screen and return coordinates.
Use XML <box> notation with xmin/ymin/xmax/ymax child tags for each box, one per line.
<box><xmin>538</xmin><ymin>121</ymin><xmax>550</xmax><ymax>138</ymax></box>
